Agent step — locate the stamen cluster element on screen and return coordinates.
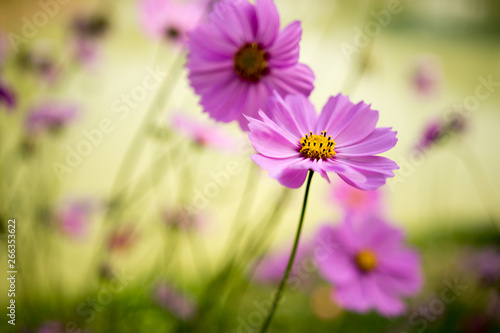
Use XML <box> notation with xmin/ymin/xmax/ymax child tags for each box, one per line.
<box><xmin>299</xmin><ymin>131</ymin><xmax>336</xmax><ymax>160</ymax></box>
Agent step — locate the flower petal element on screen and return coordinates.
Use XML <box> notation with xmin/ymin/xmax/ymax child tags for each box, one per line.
<box><xmin>255</xmin><ymin>0</ymin><xmax>280</xmax><ymax>47</ymax></box>
<box><xmin>314</xmin><ymin>225</ymin><xmax>359</xmax><ymax>286</ymax></box>
<box><xmin>377</xmin><ymin>249</ymin><xmax>423</xmax><ymax>296</ymax></box>
<box><xmin>210</xmin><ymin>0</ymin><xmax>256</xmax><ymax>46</ymax></box>
<box><xmin>333</xmin><ymin>277</ymin><xmax>371</xmax><ymax>313</ymax></box>
<box><xmin>248</xmin><ymin>116</ymin><xmax>298</xmax><ymax>158</ymax></box>
<box><xmin>316</xmin><ymin>95</ymin><xmax>379</xmax><ymax>147</ymax></box>
<box><xmin>336</xmin><ymin>128</ymin><xmax>398</xmax><ymax>156</ymax></box>
<box><xmin>329</xmin><ymin>156</ymin><xmax>399</xmax><ymax>190</ymax></box>
<box><xmin>267</xmin><ymin>63</ymin><xmax>315</xmax><ymax>98</ymax></box>
<box><xmin>364</xmin><ymin>275</ymin><xmax>406</xmax><ymax>316</ymax></box>
<box><xmin>268</xmin><ymin>21</ymin><xmax>302</xmax><ymax>68</ymax></box>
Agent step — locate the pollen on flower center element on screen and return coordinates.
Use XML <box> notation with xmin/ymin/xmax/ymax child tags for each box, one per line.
<box><xmin>355</xmin><ymin>250</ymin><xmax>377</xmax><ymax>272</ymax></box>
<box><xmin>234</xmin><ymin>43</ymin><xmax>270</xmax><ymax>82</ymax></box>
<box><xmin>299</xmin><ymin>131</ymin><xmax>336</xmax><ymax>160</ymax></box>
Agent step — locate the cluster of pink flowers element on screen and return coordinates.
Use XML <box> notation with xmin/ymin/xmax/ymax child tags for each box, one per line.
<box><xmin>138</xmin><ymin>0</ymin><xmax>424</xmax><ymax>325</ymax></box>
<box><xmin>157</xmin><ymin>0</ymin><xmax>422</xmax><ymax>320</ymax></box>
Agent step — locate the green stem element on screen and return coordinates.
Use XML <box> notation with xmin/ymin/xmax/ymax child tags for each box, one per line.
<box><xmin>259</xmin><ymin>170</ymin><xmax>314</xmax><ymax>333</ymax></box>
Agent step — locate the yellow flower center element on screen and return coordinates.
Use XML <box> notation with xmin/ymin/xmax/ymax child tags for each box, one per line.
<box><xmin>355</xmin><ymin>250</ymin><xmax>377</xmax><ymax>272</ymax></box>
<box><xmin>299</xmin><ymin>131</ymin><xmax>336</xmax><ymax>161</ymax></box>
<box><xmin>234</xmin><ymin>43</ymin><xmax>270</xmax><ymax>82</ymax></box>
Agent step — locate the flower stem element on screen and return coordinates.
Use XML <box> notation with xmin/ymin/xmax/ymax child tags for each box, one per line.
<box><xmin>259</xmin><ymin>170</ymin><xmax>314</xmax><ymax>333</ymax></box>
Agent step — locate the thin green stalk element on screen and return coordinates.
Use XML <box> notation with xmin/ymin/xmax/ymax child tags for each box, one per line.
<box><xmin>259</xmin><ymin>170</ymin><xmax>314</xmax><ymax>333</ymax></box>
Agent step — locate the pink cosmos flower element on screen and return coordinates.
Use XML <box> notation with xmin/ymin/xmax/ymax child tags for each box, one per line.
<box><xmin>139</xmin><ymin>0</ymin><xmax>208</xmax><ymax>45</ymax></box>
<box><xmin>330</xmin><ymin>180</ymin><xmax>382</xmax><ymax>217</ymax></box>
<box><xmin>411</xmin><ymin>54</ymin><xmax>442</xmax><ymax>98</ymax></box>
<box><xmin>186</xmin><ymin>0</ymin><xmax>315</xmax><ymax>130</ymax></box>
<box><xmin>463</xmin><ymin>246</ymin><xmax>500</xmax><ymax>285</ymax></box>
<box><xmin>71</xmin><ymin>14</ymin><xmax>109</xmax><ymax>68</ymax></box>
<box><xmin>56</xmin><ymin>198</ymin><xmax>96</xmax><ymax>239</ymax></box>
<box><xmin>314</xmin><ymin>217</ymin><xmax>422</xmax><ymax>317</ymax></box>
<box><xmin>152</xmin><ymin>282</ymin><xmax>197</xmax><ymax>320</ymax></box>
<box><xmin>171</xmin><ymin>113</ymin><xmax>236</xmax><ymax>151</ymax></box>
<box><xmin>0</xmin><ymin>80</ymin><xmax>16</xmax><ymax>111</ymax></box>
<box><xmin>247</xmin><ymin>92</ymin><xmax>399</xmax><ymax>189</ymax></box>
<box><xmin>415</xmin><ymin>119</ymin><xmax>444</xmax><ymax>152</ymax></box>
<box><xmin>25</xmin><ymin>101</ymin><xmax>79</xmax><ymax>135</ymax></box>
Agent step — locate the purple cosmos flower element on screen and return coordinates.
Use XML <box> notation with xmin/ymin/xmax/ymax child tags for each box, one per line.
<box><xmin>70</xmin><ymin>14</ymin><xmax>109</xmax><ymax>68</ymax></box>
<box><xmin>152</xmin><ymin>282</ymin><xmax>197</xmax><ymax>320</ymax></box>
<box><xmin>253</xmin><ymin>240</ymin><xmax>314</xmax><ymax>286</ymax></box>
<box><xmin>139</xmin><ymin>0</ymin><xmax>208</xmax><ymax>45</ymax></box>
<box><xmin>0</xmin><ymin>80</ymin><xmax>16</xmax><ymax>111</ymax></box>
<box><xmin>186</xmin><ymin>0</ymin><xmax>315</xmax><ymax>130</ymax></box>
<box><xmin>411</xmin><ymin>54</ymin><xmax>442</xmax><ymax>98</ymax></box>
<box><xmin>171</xmin><ymin>113</ymin><xmax>236</xmax><ymax>151</ymax></box>
<box><xmin>463</xmin><ymin>246</ymin><xmax>500</xmax><ymax>285</ymax></box>
<box><xmin>314</xmin><ymin>217</ymin><xmax>422</xmax><ymax>317</ymax></box>
<box><xmin>56</xmin><ymin>197</ymin><xmax>98</xmax><ymax>239</ymax></box>
<box><xmin>415</xmin><ymin>119</ymin><xmax>444</xmax><ymax>152</ymax></box>
<box><xmin>247</xmin><ymin>92</ymin><xmax>399</xmax><ymax>189</ymax></box>
<box><xmin>25</xmin><ymin>101</ymin><xmax>79</xmax><ymax>135</ymax></box>
<box><xmin>330</xmin><ymin>180</ymin><xmax>382</xmax><ymax>217</ymax></box>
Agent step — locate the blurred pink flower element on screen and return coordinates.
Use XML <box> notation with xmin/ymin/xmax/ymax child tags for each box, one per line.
<box><xmin>72</xmin><ymin>38</ymin><xmax>102</xmax><ymax>67</ymax></box>
<box><xmin>330</xmin><ymin>180</ymin><xmax>382</xmax><ymax>217</ymax></box>
<box><xmin>171</xmin><ymin>113</ymin><xmax>236</xmax><ymax>151</ymax></box>
<box><xmin>464</xmin><ymin>246</ymin><xmax>500</xmax><ymax>285</ymax></box>
<box><xmin>411</xmin><ymin>54</ymin><xmax>442</xmax><ymax>99</ymax></box>
<box><xmin>25</xmin><ymin>101</ymin><xmax>79</xmax><ymax>135</ymax></box>
<box><xmin>315</xmin><ymin>217</ymin><xmax>422</xmax><ymax>317</ymax></box>
<box><xmin>253</xmin><ymin>240</ymin><xmax>314</xmax><ymax>286</ymax></box>
<box><xmin>415</xmin><ymin>119</ymin><xmax>444</xmax><ymax>152</ymax></box>
<box><xmin>72</xmin><ymin>14</ymin><xmax>109</xmax><ymax>39</ymax></box>
<box><xmin>108</xmin><ymin>226</ymin><xmax>137</xmax><ymax>253</ymax></box>
<box><xmin>56</xmin><ymin>198</ymin><xmax>96</xmax><ymax>239</ymax></box>
<box><xmin>152</xmin><ymin>282</ymin><xmax>197</xmax><ymax>320</ymax></box>
<box><xmin>139</xmin><ymin>0</ymin><xmax>208</xmax><ymax>45</ymax></box>
<box><xmin>37</xmin><ymin>321</ymin><xmax>63</xmax><ymax>333</ymax></box>
<box><xmin>247</xmin><ymin>92</ymin><xmax>399</xmax><ymax>189</ymax></box>
<box><xmin>162</xmin><ymin>206</ymin><xmax>206</xmax><ymax>231</ymax></box>
<box><xmin>186</xmin><ymin>0</ymin><xmax>315</xmax><ymax>130</ymax></box>
<box><xmin>71</xmin><ymin>14</ymin><xmax>109</xmax><ymax>68</ymax></box>
<box><xmin>0</xmin><ymin>80</ymin><xmax>16</xmax><ymax>111</ymax></box>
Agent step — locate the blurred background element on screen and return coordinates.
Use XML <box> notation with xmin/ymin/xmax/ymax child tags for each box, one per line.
<box><xmin>1</xmin><ymin>0</ymin><xmax>500</xmax><ymax>332</ymax></box>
